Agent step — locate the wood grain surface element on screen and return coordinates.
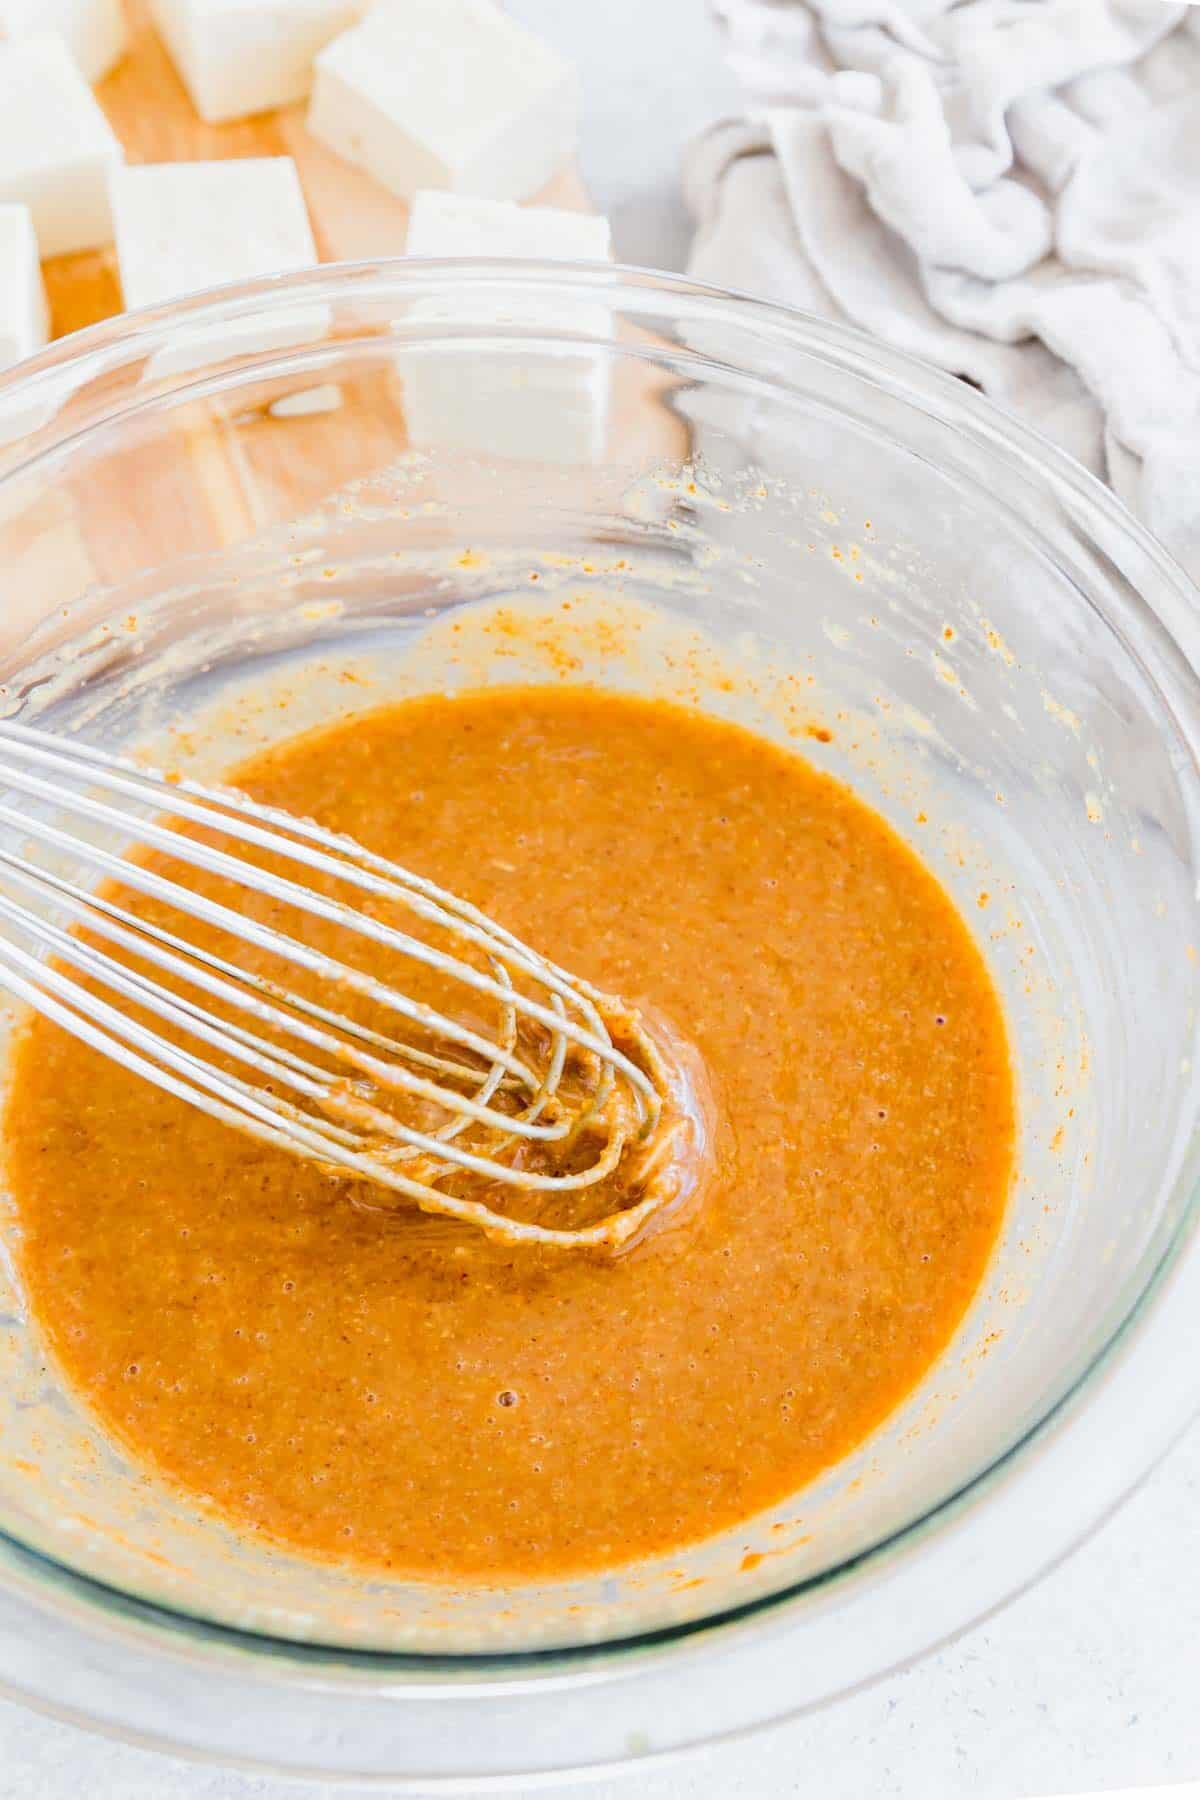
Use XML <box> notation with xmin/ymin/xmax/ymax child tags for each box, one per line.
<box><xmin>15</xmin><ymin>0</ymin><xmax>685</xmax><ymax>628</ymax></box>
<box><xmin>43</xmin><ymin>0</ymin><xmax>593</xmax><ymax>340</ymax></box>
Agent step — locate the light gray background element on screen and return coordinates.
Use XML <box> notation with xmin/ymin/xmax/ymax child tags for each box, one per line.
<box><xmin>1</xmin><ymin>2</ymin><xmax>1195</xmax><ymax>1795</ymax></box>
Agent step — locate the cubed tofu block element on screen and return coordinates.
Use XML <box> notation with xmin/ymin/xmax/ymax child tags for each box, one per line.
<box><xmin>399</xmin><ymin>192</ymin><xmax>612</xmax><ymax>466</ymax></box>
<box><xmin>150</xmin><ymin>0</ymin><xmax>360</xmax><ymax>124</ymax></box>
<box><xmin>0</xmin><ymin>0</ymin><xmax>126</xmax><ymax>84</ymax></box>
<box><xmin>0</xmin><ymin>35</ymin><xmax>123</xmax><ymax>255</ymax></box>
<box><xmin>406</xmin><ymin>191</ymin><xmax>610</xmax><ymax>265</ymax></box>
<box><xmin>111</xmin><ymin>159</ymin><xmax>325</xmax><ymax>375</ymax></box>
<box><xmin>0</xmin><ymin>203</ymin><xmax>49</xmax><ymax>371</ymax></box>
<box><xmin>308</xmin><ymin>0</ymin><xmax>578</xmax><ymax>203</ymax></box>
<box><xmin>112</xmin><ymin>158</ymin><xmax>319</xmax><ymax>308</ymax></box>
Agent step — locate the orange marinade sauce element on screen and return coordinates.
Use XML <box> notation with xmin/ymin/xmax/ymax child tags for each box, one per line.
<box><xmin>5</xmin><ymin>687</ymin><xmax>1013</xmax><ymax>1581</ymax></box>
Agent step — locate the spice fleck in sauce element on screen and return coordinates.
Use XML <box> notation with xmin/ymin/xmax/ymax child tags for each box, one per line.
<box><xmin>5</xmin><ymin>688</ymin><xmax>1013</xmax><ymax>1580</ymax></box>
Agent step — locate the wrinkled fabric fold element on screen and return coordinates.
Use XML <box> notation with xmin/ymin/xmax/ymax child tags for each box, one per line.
<box><xmin>686</xmin><ymin>0</ymin><xmax>1200</xmax><ymax>582</ymax></box>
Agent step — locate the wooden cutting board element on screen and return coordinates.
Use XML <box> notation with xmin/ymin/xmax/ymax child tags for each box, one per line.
<box><xmin>43</xmin><ymin>0</ymin><xmax>594</xmax><ymax>339</ymax></box>
<box><xmin>16</xmin><ymin>0</ymin><xmax>684</xmax><ymax>632</ymax></box>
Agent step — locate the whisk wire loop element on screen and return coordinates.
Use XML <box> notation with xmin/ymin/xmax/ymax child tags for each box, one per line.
<box><xmin>0</xmin><ymin>720</ymin><xmax>682</xmax><ymax>1249</ymax></box>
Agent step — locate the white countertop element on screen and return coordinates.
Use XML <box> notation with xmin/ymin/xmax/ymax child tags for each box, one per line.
<box><xmin>0</xmin><ymin>3</ymin><xmax>1196</xmax><ymax>1795</ymax></box>
<box><xmin>1</xmin><ymin>1424</ymin><xmax>1196</xmax><ymax>1799</ymax></box>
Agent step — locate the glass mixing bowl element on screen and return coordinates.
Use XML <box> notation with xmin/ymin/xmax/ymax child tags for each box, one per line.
<box><xmin>0</xmin><ymin>263</ymin><xmax>1197</xmax><ymax>1785</ymax></box>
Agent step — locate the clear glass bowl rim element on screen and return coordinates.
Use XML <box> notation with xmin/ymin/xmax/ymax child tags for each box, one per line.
<box><xmin>0</xmin><ymin>258</ymin><xmax>1197</xmax><ymax>1691</ymax></box>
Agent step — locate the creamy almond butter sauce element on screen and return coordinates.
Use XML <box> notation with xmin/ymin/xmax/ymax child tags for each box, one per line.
<box><xmin>4</xmin><ymin>688</ymin><xmax>1013</xmax><ymax>1580</ymax></box>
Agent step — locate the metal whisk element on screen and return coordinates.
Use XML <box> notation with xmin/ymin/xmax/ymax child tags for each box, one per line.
<box><xmin>0</xmin><ymin>719</ymin><xmax>688</xmax><ymax>1250</ymax></box>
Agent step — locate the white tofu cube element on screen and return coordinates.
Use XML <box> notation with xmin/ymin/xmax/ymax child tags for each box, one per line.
<box><xmin>111</xmin><ymin>159</ymin><xmax>325</xmax><ymax>376</ymax></box>
<box><xmin>112</xmin><ymin>159</ymin><xmax>319</xmax><ymax>308</ymax></box>
<box><xmin>406</xmin><ymin>191</ymin><xmax>610</xmax><ymax>265</ymax></box>
<box><xmin>0</xmin><ymin>35</ymin><xmax>123</xmax><ymax>255</ymax></box>
<box><xmin>150</xmin><ymin>0</ymin><xmax>360</xmax><ymax>124</ymax></box>
<box><xmin>308</xmin><ymin>0</ymin><xmax>578</xmax><ymax>203</ymax></box>
<box><xmin>0</xmin><ymin>203</ymin><xmax>49</xmax><ymax>371</ymax></box>
<box><xmin>0</xmin><ymin>0</ymin><xmax>126</xmax><ymax>83</ymax></box>
<box><xmin>399</xmin><ymin>192</ymin><xmax>612</xmax><ymax>466</ymax></box>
